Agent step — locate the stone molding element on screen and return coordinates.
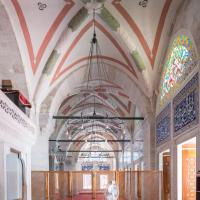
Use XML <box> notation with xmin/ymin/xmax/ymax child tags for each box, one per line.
<box><xmin>0</xmin><ymin>90</ymin><xmax>36</xmax><ymax>135</ymax></box>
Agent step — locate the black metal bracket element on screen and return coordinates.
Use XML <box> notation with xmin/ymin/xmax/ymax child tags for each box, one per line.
<box><xmin>60</xmin><ymin>150</ymin><xmax>122</xmax><ymax>153</ymax></box>
<box><xmin>53</xmin><ymin>115</ymin><xmax>144</xmax><ymax>120</ymax></box>
<box><xmin>49</xmin><ymin>139</ymin><xmax>130</xmax><ymax>143</ymax></box>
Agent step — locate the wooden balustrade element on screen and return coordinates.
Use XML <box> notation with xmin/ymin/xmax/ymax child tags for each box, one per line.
<box><xmin>68</xmin><ymin>172</ymin><xmax>72</xmax><ymax>198</ymax></box>
<box><xmin>45</xmin><ymin>172</ymin><xmax>49</xmax><ymax>200</ymax></box>
<box><xmin>32</xmin><ymin>170</ymin><xmax>162</xmax><ymax>200</ymax></box>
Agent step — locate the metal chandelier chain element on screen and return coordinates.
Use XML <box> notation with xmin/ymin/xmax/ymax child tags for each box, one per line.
<box><xmin>52</xmin><ymin>7</ymin><xmax>144</xmax><ymax>162</ymax></box>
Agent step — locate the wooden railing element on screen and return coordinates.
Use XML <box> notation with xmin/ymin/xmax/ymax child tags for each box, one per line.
<box><xmin>31</xmin><ymin>170</ymin><xmax>163</xmax><ymax>200</ymax></box>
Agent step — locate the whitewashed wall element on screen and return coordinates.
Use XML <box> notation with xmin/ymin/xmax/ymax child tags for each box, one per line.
<box><xmin>0</xmin><ymin>90</ymin><xmax>37</xmax><ymax>200</ymax></box>
<box><xmin>31</xmin><ymin>134</ymin><xmax>49</xmax><ymax>170</ymax></box>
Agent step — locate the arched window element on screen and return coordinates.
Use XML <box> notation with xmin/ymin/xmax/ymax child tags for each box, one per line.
<box><xmin>158</xmin><ymin>34</ymin><xmax>197</xmax><ymax>107</ymax></box>
<box><xmin>134</xmin><ymin>107</ymin><xmax>142</xmax><ymax>129</ymax></box>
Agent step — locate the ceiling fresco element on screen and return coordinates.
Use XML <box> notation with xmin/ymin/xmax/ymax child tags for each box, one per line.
<box><xmin>0</xmin><ymin>0</ymin><xmax>183</xmax><ymax>158</ymax></box>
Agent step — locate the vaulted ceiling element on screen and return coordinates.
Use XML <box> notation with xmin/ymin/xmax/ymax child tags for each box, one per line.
<box><xmin>0</xmin><ymin>0</ymin><xmax>182</xmax><ymax>148</ymax></box>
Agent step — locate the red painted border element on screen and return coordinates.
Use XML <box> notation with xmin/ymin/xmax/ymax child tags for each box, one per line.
<box><xmin>68</xmin><ymin>102</ymin><xmax>124</xmax><ymax>117</ymax></box>
<box><xmin>83</xmin><ymin>83</ymin><xmax>121</xmax><ymax>90</ymax></box>
<box><xmin>59</xmin><ymin>83</ymin><xmax>128</xmax><ymax>112</ymax></box>
<box><xmin>112</xmin><ymin>0</ymin><xmax>172</xmax><ymax>66</ymax></box>
<box><xmin>51</xmin><ymin>20</ymin><xmax>137</xmax><ymax>84</ymax></box>
<box><xmin>118</xmin><ymin>91</ymin><xmax>129</xmax><ymax>99</ymax></box>
<box><xmin>52</xmin><ymin>55</ymin><xmax>135</xmax><ymax>84</ymax></box>
<box><xmin>110</xmin><ymin>93</ymin><xmax>131</xmax><ymax>113</ymax></box>
<box><xmin>60</xmin><ymin>92</ymin><xmax>131</xmax><ymax>116</ymax></box>
<box><xmin>60</xmin><ymin>94</ymin><xmax>76</xmax><ymax>108</ymax></box>
<box><xmin>11</xmin><ymin>0</ymin><xmax>74</xmax><ymax>73</ymax></box>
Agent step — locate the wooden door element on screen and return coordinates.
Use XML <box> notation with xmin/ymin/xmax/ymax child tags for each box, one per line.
<box><xmin>163</xmin><ymin>153</ymin><xmax>170</xmax><ymax>200</ymax></box>
<box><xmin>182</xmin><ymin>144</ymin><xmax>196</xmax><ymax>200</ymax></box>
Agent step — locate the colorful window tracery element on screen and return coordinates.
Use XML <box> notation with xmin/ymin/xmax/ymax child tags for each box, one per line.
<box><xmin>159</xmin><ymin>35</ymin><xmax>197</xmax><ymax>107</ymax></box>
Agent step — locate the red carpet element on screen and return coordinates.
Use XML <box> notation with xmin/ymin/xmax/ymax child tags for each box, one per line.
<box><xmin>56</xmin><ymin>190</ymin><xmax>124</xmax><ymax>200</ymax></box>
<box><xmin>68</xmin><ymin>190</ymin><xmax>105</xmax><ymax>200</ymax></box>
<box><xmin>54</xmin><ymin>191</ymin><xmax>104</xmax><ymax>200</ymax></box>
<box><xmin>72</xmin><ymin>193</ymin><xmax>104</xmax><ymax>200</ymax></box>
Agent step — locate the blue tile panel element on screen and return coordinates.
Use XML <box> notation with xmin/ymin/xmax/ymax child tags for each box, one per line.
<box><xmin>173</xmin><ymin>73</ymin><xmax>199</xmax><ymax>136</ymax></box>
<box><xmin>156</xmin><ymin>103</ymin><xmax>171</xmax><ymax>145</ymax></box>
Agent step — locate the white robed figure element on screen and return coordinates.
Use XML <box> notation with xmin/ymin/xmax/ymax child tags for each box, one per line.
<box><xmin>105</xmin><ymin>180</ymin><xmax>119</xmax><ymax>200</ymax></box>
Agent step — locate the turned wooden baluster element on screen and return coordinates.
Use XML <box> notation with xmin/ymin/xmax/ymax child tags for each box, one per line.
<box><xmin>45</xmin><ymin>172</ymin><xmax>50</xmax><ymax>200</ymax></box>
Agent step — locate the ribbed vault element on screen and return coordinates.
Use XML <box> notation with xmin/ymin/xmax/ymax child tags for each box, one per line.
<box><xmin>0</xmin><ymin>0</ymin><xmax>183</xmax><ymax>169</ymax></box>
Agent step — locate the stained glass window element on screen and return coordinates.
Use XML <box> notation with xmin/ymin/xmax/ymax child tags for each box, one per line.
<box><xmin>158</xmin><ymin>35</ymin><xmax>197</xmax><ymax>107</ymax></box>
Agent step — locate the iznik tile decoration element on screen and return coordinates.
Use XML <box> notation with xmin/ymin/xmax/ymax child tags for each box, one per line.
<box><xmin>173</xmin><ymin>73</ymin><xmax>199</xmax><ymax>136</ymax></box>
<box><xmin>99</xmin><ymin>165</ymin><xmax>110</xmax><ymax>170</ymax></box>
<box><xmin>158</xmin><ymin>35</ymin><xmax>197</xmax><ymax>109</ymax></box>
<box><xmin>156</xmin><ymin>103</ymin><xmax>171</xmax><ymax>145</ymax></box>
<box><xmin>82</xmin><ymin>164</ymin><xmax>93</xmax><ymax>171</ymax></box>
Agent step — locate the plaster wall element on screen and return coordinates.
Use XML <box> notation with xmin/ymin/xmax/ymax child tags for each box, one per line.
<box><xmin>155</xmin><ymin>1</ymin><xmax>200</xmax><ymax>199</ymax></box>
<box><xmin>156</xmin><ymin>67</ymin><xmax>200</xmax><ymax>200</ymax></box>
<box><xmin>0</xmin><ymin>91</ymin><xmax>36</xmax><ymax>200</ymax></box>
<box><xmin>155</xmin><ymin>33</ymin><xmax>200</xmax><ymax>200</ymax></box>
<box><xmin>134</xmin><ymin>118</ymin><xmax>154</xmax><ymax>170</ymax></box>
<box><xmin>31</xmin><ymin>134</ymin><xmax>49</xmax><ymax>170</ymax></box>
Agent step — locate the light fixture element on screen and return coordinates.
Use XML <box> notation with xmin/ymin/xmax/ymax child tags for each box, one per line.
<box><xmin>50</xmin><ymin>144</ymin><xmax>66</xmax><ymax>164</ymax></box>
<box><xmin>123</xmin><ymin>129</ymin><xmax>126</xmax><ymax>134</ymax></box>
<box><xmin>52</xmin><ymin>8</ymin><xmax>143</xmax><ymax>163</ymax></box>
<box><xmin>53</xmin><ymin>8</ymin><xmax>144</xmax><ymax>122</ymax></box>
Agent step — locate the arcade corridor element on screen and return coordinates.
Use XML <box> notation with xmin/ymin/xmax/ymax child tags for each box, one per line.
<box><xmin>0</xmin><ymin>0</ymin><xmax>200</xmax><ymax>200</ymax></box>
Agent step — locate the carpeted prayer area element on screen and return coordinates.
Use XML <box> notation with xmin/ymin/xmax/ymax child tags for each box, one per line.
<box><xmin>55</xmin><ymin>190</ymin><xmax>124</xmax><ymax>200</ymax></box>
